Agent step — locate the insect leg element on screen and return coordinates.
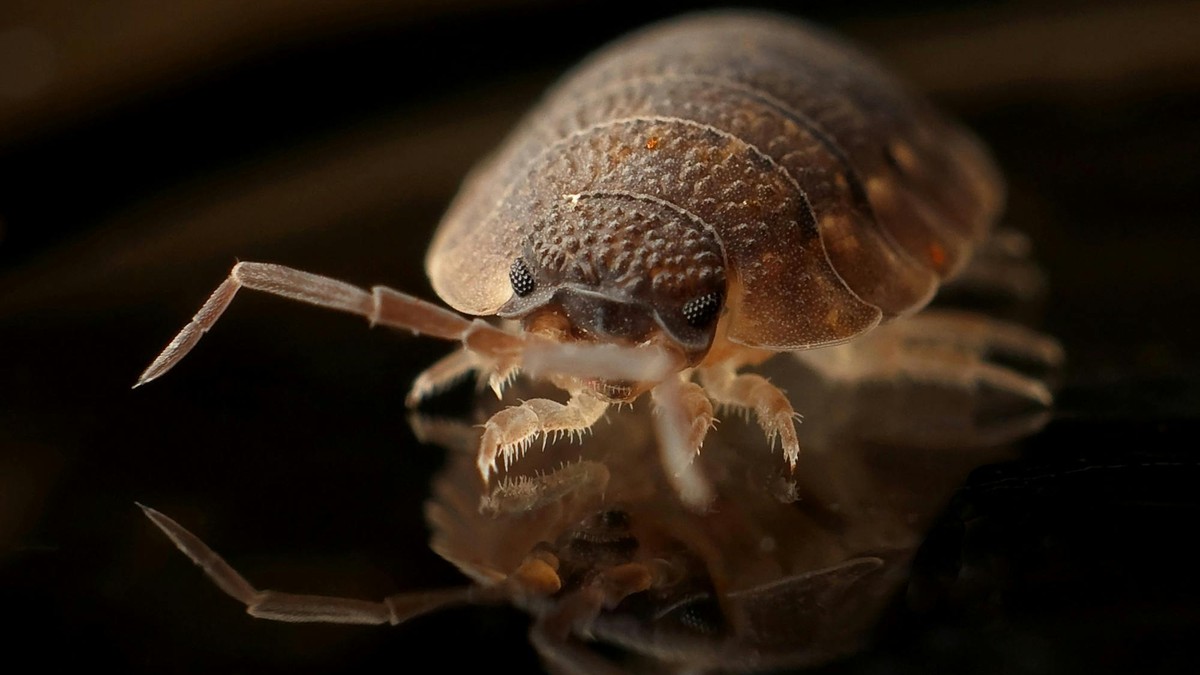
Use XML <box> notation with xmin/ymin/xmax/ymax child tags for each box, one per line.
<box><xmin>698</xmin><ymin>365</ymin><xmax>802</xmax><ymax>470</ymax></box>
<box><xmin>530</xmin><ymin>586</ymin><xmax>624</xmax><ymax>675</ymax></box>
<box><xmin>477</xmin><ymin>392</ymin><xmax>609</xmax><ymax>480</ymax></box>
<box><xmin>481</xmin><ymin>461</ymin><xmax>611</xmax><ymax>516</ymax></box>
<box><xmin>405</xmin><ymin>348</ymin><xmax>484</xmax><ymax>407</ymax></box>
<box><xmin>880</xmin><ymin>309</ymin><xmax>1064</xmax><ymax>369</ymax></box>
<box><xmin>140</xmin><ymin>504</ymin><xmax>487</xmax><ymax>625</ymax></box>
<box><xmin>136</xmin><ymin>261</ymin><xmax>523</xmax><ymax>386</ymax></box>
<box><xmin>939</xmin><ymin>228</ymin><xmax>1049</xmax><ymax>302</ymax></box>
<box><xmin>794</xmin><ymin>310</ymin><xmax>1060</xmax><ymax>406</ymax></box>
<box><xmin>530</xmin><ymin>560</ymin><xmax>663</xmax><ymax>673</ymax></box>
<box><xmin>650</xmin><ymin>377</ymin><xmax>716</xmax><ymax>510</ymax></box>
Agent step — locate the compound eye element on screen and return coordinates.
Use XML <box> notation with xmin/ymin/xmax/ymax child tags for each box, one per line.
<box><xmin>682</xmin><ymin>292</ymin><xmax>722</xmax><ymax>329</ymax></box>
<box><xmin>509</xmin><ymin>258</ymin><xmax>535</xmax><ymax>297</ymax></box>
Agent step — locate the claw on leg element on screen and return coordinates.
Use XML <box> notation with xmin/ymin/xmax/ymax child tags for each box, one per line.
<box><xmin>476</xmin><ymin>393</ymin><xmax>609</xmax><ymax>481</ymax></box>
<box><xmin>700</xmin><ymin>365</ymin><xmax>801</xmax><ymax>469</ymax></box>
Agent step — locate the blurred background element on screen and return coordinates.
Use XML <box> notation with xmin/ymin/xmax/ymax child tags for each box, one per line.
<box><xmin>1</xmin><ymin>0</ymin><xmax>1197</xmax><ymax>672</ymax></box>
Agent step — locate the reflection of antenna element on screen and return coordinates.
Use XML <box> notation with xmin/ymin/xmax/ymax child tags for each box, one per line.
<box><xmin>139</xmin><ymin>503</ymin><xmax>494</xmax><ymax>625</ymax></box>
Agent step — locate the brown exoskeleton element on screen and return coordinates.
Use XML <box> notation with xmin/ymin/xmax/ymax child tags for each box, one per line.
<box><xmin>136</xmin><ymin>11</ymin><xmax>1061</xmax><ymax>507</ymax></box>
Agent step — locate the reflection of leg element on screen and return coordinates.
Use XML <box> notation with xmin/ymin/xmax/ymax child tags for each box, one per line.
<box><xmin>140</xmin><ymin>504</ymin><xmax>480</xmax><ymax>625</ymax></box>
<box><xmin>481</xmin><ymin>461</ymin><xmax>611</xmax><ymax>516</ymax></box>
<box><xmin>477</xmin><ymin>393</ymin><xmax>609</xmax><ymax>480</ymax></box>
<box><xmin>796</xmin><ymin>309</ymin><xmax>1062</xmax><ymax>405</ymax></box>
<box><xmin>700</xmin><ymin>365</ymin><xmax>801</xmax><ymax>469</ymax></box>
<box><xmin>530</xmin><ymin>561</ymin><xmax>662</xmax><ymax>675</ymax></box>
<box><xmin>530</xmin><ymin>587</ymin><xmax>622</xmax><ymax>675</ymax></box>
<box><xmin>651</xmin><ymin>378</ymin><xmax>715</xmax><ymax>510</ymax></box>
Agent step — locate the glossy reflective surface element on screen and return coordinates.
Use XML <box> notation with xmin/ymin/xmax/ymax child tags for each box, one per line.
<box><xmin>416</xmin><ymin>338</ymin><xmax>1043</xmax><ymax>671</ymax></box>
<box><xmin>1</xmin><ymin>1</ymin><xmax>1197</xmax><ymax>673</ymax></box>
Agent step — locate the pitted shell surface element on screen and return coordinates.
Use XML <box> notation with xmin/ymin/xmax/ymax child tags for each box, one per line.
<box><xmin>428</xmin><ymin>11</ymin><xmax>1002</xmax><ymax>350</ymax></box>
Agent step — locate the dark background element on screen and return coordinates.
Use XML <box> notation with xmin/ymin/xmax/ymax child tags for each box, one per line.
<box><xmin>1</xmin><ymin>0</ymin><xmax>1197</xmax><ymax>672</ymax></box>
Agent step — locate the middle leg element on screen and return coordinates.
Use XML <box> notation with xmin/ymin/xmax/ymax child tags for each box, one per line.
<box><xmin>699</xmin><ymin>363</ymin><xmax>802</xmax><ymax>469</ymax></box>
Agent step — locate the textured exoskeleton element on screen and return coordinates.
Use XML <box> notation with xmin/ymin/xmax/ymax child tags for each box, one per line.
<box><xmin>138</xmin><ymin>11</ymin><xmax>1058</xmax><ymax>507</ymax></box>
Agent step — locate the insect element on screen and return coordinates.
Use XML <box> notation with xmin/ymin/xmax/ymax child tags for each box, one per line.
<box><xmin>136</xmin><ymin>11</ymin><xmax>1046</xmax><ymax>507</ymax></box>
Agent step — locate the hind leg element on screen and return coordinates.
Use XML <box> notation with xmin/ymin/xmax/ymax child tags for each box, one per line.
<box><xmin>795</xmin><ymin>309</ymin><xmax>1063</xmax><ymax>405</ymax></box>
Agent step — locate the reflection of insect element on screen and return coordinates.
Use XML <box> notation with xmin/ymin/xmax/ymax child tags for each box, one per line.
<box><xmin>136</xmin><ymin>11</ymin><xmax>1041</xmax><ymax>506</ymax></box>
<box><xmin>141</xmin><ymin>350</ymin><xmax>1041</xmax><ymax>671</ymax></box>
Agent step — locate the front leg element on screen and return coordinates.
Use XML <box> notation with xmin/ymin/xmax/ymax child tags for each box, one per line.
<box><xmin>477</xmin><ymin>392</ymin><xmax>609</xmax><ymax>480</ymax></box>
<box><xmin>699</xmin><ymin>364</ymin><xmax>802</xmax><ymax>469</ymax></box>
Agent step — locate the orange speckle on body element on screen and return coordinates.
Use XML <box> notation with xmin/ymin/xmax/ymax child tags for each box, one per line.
<box><xmin>645</xmin><ymin>136</ymin><xmax>659</xmax><ymax>150</ymax></box>
<box><xmin>928</xmin><ymin>242</ymin><xmax>946</xmax><ymax>269</ymax></box>
<box><xmin>610</xmin><ymin>145</ymin><xmax>633</xmax><ymax>166</ymax></box>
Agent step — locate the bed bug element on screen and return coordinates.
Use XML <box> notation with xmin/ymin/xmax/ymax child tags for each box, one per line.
<box><xmin>136</xmin><ymin>11</ymin><xmax>1049</xmax><ymax>507</ymax></box>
